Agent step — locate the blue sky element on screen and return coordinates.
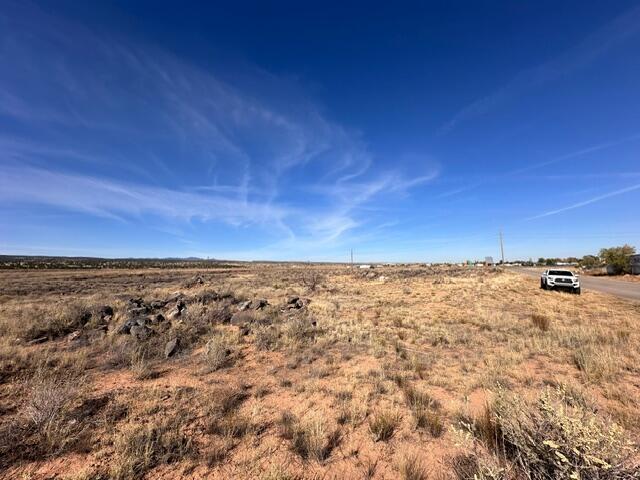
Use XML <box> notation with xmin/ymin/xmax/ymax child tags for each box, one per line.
<box><xmin>1</xmin><ymin>1</ymin><xmax>640</xmax><ymax>262</ymax></box>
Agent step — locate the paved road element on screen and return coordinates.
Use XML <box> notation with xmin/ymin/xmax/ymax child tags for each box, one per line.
<box><xmin>511</xmin><ymin>267</ymin><xmax>640</xmax><ymax>302</ymax></box>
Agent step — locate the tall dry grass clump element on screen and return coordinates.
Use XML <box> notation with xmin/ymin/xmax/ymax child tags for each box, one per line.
<box><xmin>110</xmin><ymin>414</ymin><xmax>193</xmax><ymax>479</ymax></box>
<box><xmin>530</xmin><ymin>312</ymin><xmax>551</xmax><ymax>332</ymax></box>
<box><xmin>369</xmin><ymin>409</ymin><xmax>402</xmax><ymax>442</ymax></box>
<box><xmin>278</xmin><ymin>413</ymin><xmax>341</xmax><ymax>462</ymax></box>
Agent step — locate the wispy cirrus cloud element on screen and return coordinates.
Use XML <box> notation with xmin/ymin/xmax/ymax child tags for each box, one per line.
<box><xmin>436</xmin><ymin>132</ymin><xmax>640</xmax><ymax>198</ymax></box>
<box><xmin>527</xmin><ymin>183</ymin><xmax>640</xmax><ymax>220</ymax></box>
<box><xmin>0</xmin><ymin>2</ymin><xmax>437</xmax><ymax>255</ymax></box>
<box><xmin>438</xmin><ymin>5</ymin><xmax>640</xmax><ymax>135</ymax></box>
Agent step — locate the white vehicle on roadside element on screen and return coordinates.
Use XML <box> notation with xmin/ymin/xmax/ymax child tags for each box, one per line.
<box><xmin>540</xmin><ymin>269</ymin><xmax>581</xmax><ymax>294</ymax></box>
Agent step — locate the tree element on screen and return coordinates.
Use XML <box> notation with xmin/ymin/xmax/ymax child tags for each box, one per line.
<box><xmin>537</xmin><ymin>258</ymin><xmax>545</xmax><ymax>265</ymax></box>
<box><xmin>599</xmin><ymin>245</ymin><xmax>636</xmax><ymax>274</ymax></box>
<box><xmin>579</xmin><ymin>255</ymin><xmax>600</xmax><ymax>269</ymax></box>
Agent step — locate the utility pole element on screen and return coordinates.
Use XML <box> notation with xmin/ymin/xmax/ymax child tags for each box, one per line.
<box><xmin>350</xmin><ymin>249</ymin><xmax>353</xmax><ymax>268</ymax></box>
<box><xmin>499</xmin><ymin>230</ymin><xmax>505</xmax><ymax>264</ymax></box>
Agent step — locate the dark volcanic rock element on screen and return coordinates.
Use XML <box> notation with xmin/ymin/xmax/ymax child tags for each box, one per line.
<box><xmin>193</xmin><ymin>291</ymin><xmax>219</xmax><ymax>304</ymax></box>
<box><xmin>130</xmin><ymin>324</ymin><xmax>153</xmax><ymax>342</ymax></box>
<box><xmin>117</xmin><ymin>316</ymin><xmax>148</xmax><ymax>335</ymax></box>
<box><xmin>284</xmin><ymin>296</ymin><xmax>309</xmax><ymax>310</ymax></box>
<box><xmin>252</xmin><ymin>299</ymin><xmax>269</xmax><ymax>310</ymax></box>
<box><xmin>164</xmin><ymin>338</ymin><xmax>179</xmax><ymax>358</ymax></box>
<box><xmin>128</xmin><ymin>306</ymin><xmax>149</xmax><ymax>316</ymax></box>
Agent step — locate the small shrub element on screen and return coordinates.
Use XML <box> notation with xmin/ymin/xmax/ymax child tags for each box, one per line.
<box><xmin>301</xmin><ymin>270</ymin><xmax>325</xmax><ymax>292</ymax></box>
<box><xmin>369</xmin><ymin>409</ymin><xmax>402</xmax><ymax>442</ymax></box>
<box><xmin>474</xmin><ymin>388</ymin><xmax>636</xmax><ymax>479</ymax></box>
<box><xmin>282</xmin><ymin>315</ymin><xmax>316</xmax><ymax>345</ymax></box>
<box><xmin>449</xmin><ymin>453</ymin><xmax>504</xmax><ymax>480</ymax></box>
<box><xmin>254</xmin><ymin>325</ymin><xmax>279</xmax><ymax>351</ymax></box>
<box><xmin>22</xmin><ymin>369</ymin><xmax>86</xmax><ymax>456</ymax></box>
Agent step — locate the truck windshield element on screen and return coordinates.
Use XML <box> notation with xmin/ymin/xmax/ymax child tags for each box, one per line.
<box><xmin>549</xmin><ymin>270</ymin><xmax>573</xmax><ymax>276</ymax></box>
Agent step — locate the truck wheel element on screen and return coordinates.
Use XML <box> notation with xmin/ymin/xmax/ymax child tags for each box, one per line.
<box><xmin>575</xmin><ymin>287</ymin><xmax>581</xmax><ymax>295</ymax></box>
<box><xmin>540</xmin><ymin>280</ymin><xmax>544</xmax><ymax>289</ymax></box>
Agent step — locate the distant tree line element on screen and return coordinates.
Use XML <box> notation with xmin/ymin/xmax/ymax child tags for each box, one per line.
<box><xmin>536</xmin><ymin>244</ymin><xmax>636</xmax><ymax>275</ymax></box>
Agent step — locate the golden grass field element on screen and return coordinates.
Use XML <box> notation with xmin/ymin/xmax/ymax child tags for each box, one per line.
<box><xmin>0</xmin><ymin>265</ymin><xmax>638</xmax><ymax>479</ymax></box>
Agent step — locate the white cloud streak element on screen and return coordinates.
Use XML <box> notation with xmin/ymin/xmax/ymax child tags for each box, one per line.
<box><xmin>527</xmin><ymin>183</ymin><xmax>640</xmax><ymax>220</ymax></box>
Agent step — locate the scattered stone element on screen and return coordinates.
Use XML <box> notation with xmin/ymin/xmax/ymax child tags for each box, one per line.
<box><xmin>193</xmin><ymin>291</ymin><xmax>219</xmax><ymax>304</ymax></box>
<box><xmin>151</xmin><ymin>313</ymin><xmax>165</xmax><ymax>324</ymax></box>
<box><xmin>252</xmin><ymin>299</ymin><xmax>269</xmax><ymax>310</ymax></box>
<box><xmin>239</xmin><ymin>326</ymin><xmax>251</xmax><ymax>336</ymax></box>
<box><xmin>128</xmin><ymin>306</ymin><xmax>148</xmax><ymax>316</ymax></box>
<box><xmin>184</xmin><ymin>275</ymin><xmax>205</xmax><ymax>288</ymax></box>
<box><xmin>67</xmin><ymin>331</ymin><xmax>82</xmax><ymax>342</ymax></box>
<box><xmin>167</xmin><ymin>307</ymin><xmax>181</xmax><ymax>321</ymax></box>
<box><xmin>150</xmin><ymin>300</ymin><xmax>167</xmax><ymax>309</ymax></box>
<box><xmin>27</xmin><ymin>336</ymin><xmax>48</xmax><ymax>345</ymax></box>
<box><xmin>128</xmin><ymin>298</ymin><xmax>145</xmax><ymax>308</ymax></box>
<box><xmin>230</xmin><ymin>311</ymin><xmax>254</xmax><ymax>327</ymax></box>
<box><xmin>130</xmin><ymin>324</ymin><xmax>153</xmax><ymax>342</ymax></box>
<box><xmin>164</xmin><ymin>338</ymin><xmax>179</xmax><ymax>358</ymax></box>
<box><xmin>165</xmin><ymin>292</ymin><xmax>186</xmax><ymax>304</ymax></box>
<box><xmin>238</xmin><ymin>300</ymin><xmax>252</xmax><ymax>311</ymax></box>
<box><xmin>117</xmin><ymin>317</ymin><xmax>147</xmax><ymax>334</ymax></box>
<box><xmin>284</xmin><ymin>296</ymin><xmax>309</xmax><ymax>310</ymax></box>
<box><xmin>79</xmin><ymin>311</ymin><xmax>93</xmax><ymax>325</ymax></box>
<box><xmin>98</xmin><ymin>305</ymin><xmax>114</xmax><ymax>317</ymax></box>
<box><xmin>157</xmin><ymin>322</ymin><xmax>171</xmax><ymax>332</ymax></box>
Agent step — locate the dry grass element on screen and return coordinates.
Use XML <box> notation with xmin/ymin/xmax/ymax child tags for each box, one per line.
<box><xmin>369</xmin><ymin>409</ymin><xmax>402</xmax><ymax>441</ymax></box>
<box><xmin>110</xmin><ymin>413</ymin><xmax>193</xmax><ymax>479</ymax></box>
<box><xmin>398</xmin><ymin>452</ymin><xmax>428</xmax><ymax>480</ymax></box>
<box><xmin>0</xmin><ymin>264</ymin><xmax>638</xmax><ymax>478</ymax></box>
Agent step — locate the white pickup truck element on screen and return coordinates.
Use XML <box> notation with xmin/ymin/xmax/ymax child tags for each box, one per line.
<box><xmin>540</xmin><ymin>269</ymin><xmax>581</xmax><ymax>294</ymax></box>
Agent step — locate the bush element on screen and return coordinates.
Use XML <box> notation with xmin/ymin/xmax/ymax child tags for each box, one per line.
<box><xmin>254</xmin><ymin>325</ymin><xmax>279</xmax><ymax>350</ymax></box>
<box><xmin>599</xmin><ymin>245</ymin><xmax>635</xmax><ymax>275</ymax></box>
<box><xmin>474</xmin><ymin>388</ymin><xmax>636</xmax><ymax>479</ymax></box>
